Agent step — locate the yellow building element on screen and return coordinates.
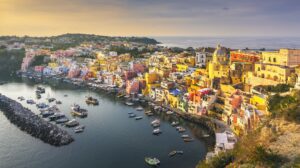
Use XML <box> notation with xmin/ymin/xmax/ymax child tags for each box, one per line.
<box><xmin>208</xmin><ymin>44</ymin><xmax>230</xmax><ymax>80</ymax></box>
<box><xmin>262</xmin><ymin>49</ymin><xmax>300</xmax><ymax>67</ymax></box>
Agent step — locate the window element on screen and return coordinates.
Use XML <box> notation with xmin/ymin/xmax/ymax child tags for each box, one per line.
<box><xmin>273</xmin><ymin>58</ymin><xmax>276</xmax><ymax>62</ymax></box>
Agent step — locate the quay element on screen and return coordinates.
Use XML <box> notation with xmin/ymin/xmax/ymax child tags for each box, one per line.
<box><xmin>0</xmin><ymin>94</ymin><xmax>74</xmax><ymax>146</ymax></box>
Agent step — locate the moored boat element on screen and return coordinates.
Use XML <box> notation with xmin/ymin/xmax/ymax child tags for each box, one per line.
<box><xmin>65</xmin><ymin>119</ymin><xmax>79</xmax><ymax>127</ymax></box>
<box><xmin>136</xmin><ymin>106</ymin><xmax>143</xmax><ymax>111</ymax></box>
<box><xmin>85</xmin><ymin>96</ymin><xmax>99</xmax><ymax>105</ymax></box>
<box><xmin>166</xmin><ymin>111</ymin><xmax>174</xmax><ymax>115</ymax></box>
<box><xmin>135</xmin><ymin>116</ymin><xmax>143</xmax><ymax>120</ymax></box>
<box><xmin>145</xmin><ymin>157</ymin><xmax>160</xmax><ymax>166</ymax></box>
<box><xmin>152</xmin><ymin>128</ymin><xmax>161</xmax><ymax>135</ymax></box>
<box><xmin>129</xmin><ymin>113</ymin><xmax>136</xmax><ymax>118</ymax></box>
<box><xmin>183</xmin><ymin>137</ymin><xmax>194</xmax><ymax>142</ymax></box>
<box><xmin>125</xmin><ymin>101</ymin><xmax>134</xmax><ymax>106</ymax></box>
<box><xmin>171</xmin><ymin>121</ymin><xmax>179</xmax><ymax>127</ymax></box>
<box><xmin>55</xmin><ymin>117</ymin><xmax>69</xmax><ymax>124</ymax></box>
<box><xmin>168</xmin><ymin>150</ymin><xmax>177</xmax><ymax>157</ymax></box>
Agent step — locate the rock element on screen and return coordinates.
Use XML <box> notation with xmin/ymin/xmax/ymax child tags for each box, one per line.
<box><xmin>0</xmin><ymin>94</ymin><xmax>74</xmax><ymax>146</ymax></box>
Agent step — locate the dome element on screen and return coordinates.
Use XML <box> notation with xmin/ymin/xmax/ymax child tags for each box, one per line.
<box><xmin>213</xmin><ymin>44</ymin><xmax>227</xmax><ymax>57</ymax></box>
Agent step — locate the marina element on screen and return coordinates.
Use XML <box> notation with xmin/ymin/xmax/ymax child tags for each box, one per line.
<box><xmin>0</xmin><ymin>81</ymin><xmax>214</xmax><ymax>168</ymax></box>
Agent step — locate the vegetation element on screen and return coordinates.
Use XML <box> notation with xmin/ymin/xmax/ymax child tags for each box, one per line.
<box><xmin>197</xmin><ymin>127</ymin><xmax>287</xmax><ymax>168</ymax></box>
<box><xmin>254</xmin><ymin>84</ymin><xmax>292</xmax><ymax>93</ymax></box>
<box><xmin>31</xmin><ymin>55</ymin><xmax>50</xmax><ymax>67</ymax></box>
<box><xmin>267</xmin><ymin>90</ymin><xmax>300</xmax><ymax>122</ymax></box>
<box><xmin>0</xmin><ymin>49</ymin><xmax>25</xmax><ymax>80</ymax></box>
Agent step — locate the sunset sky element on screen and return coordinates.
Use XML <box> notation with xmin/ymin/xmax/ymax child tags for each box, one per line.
<box><xmin>1</xmin><ymin>0</ymin><xmax>300</xmax><ymax>37</ymax></box>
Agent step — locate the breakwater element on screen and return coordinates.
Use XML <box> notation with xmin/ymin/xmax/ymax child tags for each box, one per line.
<box><xmin>0</xmin><ymin>94</ymin><xmax>73</xmax><ymax>146</ymax></box>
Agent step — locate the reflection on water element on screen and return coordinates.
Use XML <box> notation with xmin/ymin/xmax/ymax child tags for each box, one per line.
<box><xmin>0</xmin><ymin>81</ymin><xmax>214</xmax><ymax>168</ymax></box>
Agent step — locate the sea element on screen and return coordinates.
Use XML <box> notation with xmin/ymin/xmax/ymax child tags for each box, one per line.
<box><xmin>153</xmin><ymin>36</ymin><xmax>300</xmax><ymax>50</ymax></box>
<box><xmin>0</xmin><ymin>81</ymin><xmax>214</xmax><ymax>168</ymax></box>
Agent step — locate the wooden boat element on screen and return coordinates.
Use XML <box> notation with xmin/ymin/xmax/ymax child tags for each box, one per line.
<box><xmin>85</xmin><ymin>96</ymin><xmax>99</xmax><ymax>105</ymax></box>
<box><xmin>168</xmin><ymin>150</ymin><xmax>177</xmax><ymax>157</ymax></box>
<box><xmin>183</xmin><ymin>137</ymin><xmax>194</xmax><ymax>142</ymax></box>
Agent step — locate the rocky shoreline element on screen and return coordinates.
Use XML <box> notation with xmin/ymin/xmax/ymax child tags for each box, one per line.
<box><xmin>0</xmin><ymin>94</ymin><xmax>74</xmax><ymax>146</ymax></box>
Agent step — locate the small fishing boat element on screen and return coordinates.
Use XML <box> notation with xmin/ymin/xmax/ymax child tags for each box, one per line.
<box><xmin>74</xmin><ymin>125</ymin><xmax>85</xmax><ymax>133</ymax></box>
<box><xmin>26</xmin><ymin>99</ymin><xmax>35</xmax><ymax>104</ymax></box>
<box><xmin>55</xmin><ymin>100</ymin><xmax>62</xmax><ymax>104</ymax></box>
<box><xmin>55</xmin><ymin>117</ymin><xmax>69</xmax><ymax>124</ymax></box>
<box><xmin>202</xmin><ymin>134</ymin><xmax>210</xmax><ymax>138</ymax></box>
<box><xmin>36</xmin><ymin>103</ymin><xmax>48</xmax><ymax>109</ymax></box>
<box><xmin>166</xmin><ymin>111</ymin><xmax>174</xmax><ymax>115</ymax></box>
<box><xmin>129</xmin><ymin>113</ymin><xmax>136</xmax><ymax>118</ymax></box>
<box><xmin>70</xmin><ymin>104</ymin><xmax>88</xmax><ymax>118</ymax></box>
<box><xmin>128</xmin><ymin>112</ymin><xmax>134</xmax><ymax>115</ymax></box>
<box><xmin>36</xmin><ymin>93</ymin><xmax>41</xmax><ymax>99</ymax></box>
<box><xmin>176</xmin><ymin>151</ymin><xmax>184</xmax><ymax>155</ymax></box>
<box><xmin>153</xmin><ymin>128</ymin><xmax>161</xmax><ymax>135</ymax></box>
<box><xmin>85</xmin><ymin>96</ymin><xmax>99</xmax><ymax>105</ymax></box>
<box><xmin>181</xmin><ymin>134</ymin><xmax>190</xmax><ymax>138</ymax></box>
<box><xmin>135</xmin><ymin>116</ymin><xmax>143</xmax><ymax>120</ymax></box>
<box><xmin>41</xmin><ymin>110</ymin><xmax>55</xmax><ymax>118</ymax></box>
<box><xmin>48</xmin><ymin>98</ymin><xmax>56</xmax><ymax>103</ymax></box>
<box><xmin>125</xmin><ymin>101</ymin><xmax>134</xmax><ymax>106</ymax></box>
<box><xmin>171</xmin><ymin>121</ymin><xmax>179</xmax><ymax>127</ymax></box>
<box><xmin>145</xmin><ymin>157</ymin><xmax>160</xmax><ymax>166</ymax></box>
<box><xmin>183</xmin><ymin>137</ymin><xmax>194</xmax><ymax>142</ymax></box>
<box><xmin>17</xmin><ymin>96</ymin><xmax>25</xmax><ymax>101</ymax></box>
<box><xmin>151</xmin><ymin>119</ymin><xmax>160</xmax><ymax>125</ymax></box>
<box><xmin>178</xmin><ymin>127</ymin><xmax>186</xmax><ymax>133</ymax></box>
<box><xmin>168</xmin><ymin>150</ymin><xmax>177</xmax><ymax>157</ymax></box>
<box><xmin>49</xmin><ymin>113</ymin><xmax>65</xmax><ymax>121</ymax></box>
<box><xmin>136</xmin><ymin>106</ymin><xmax>143</xmax><ymax>111</ymax></box>
<box><xmin>65</xmin><ymin>119</ymin><xmax>79</xmax><ymax>127</ymax></box>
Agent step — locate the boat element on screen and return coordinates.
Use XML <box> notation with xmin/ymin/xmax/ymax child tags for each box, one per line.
<box><xmin>124</xmin><ymin>95</ymin><xmax>130</xmax><ymax>99</ymax></box>
<box><xmin>36</xmin><ymin>86</ymin><xmax>45</xmax><ymax>93</ymax></box>
<box><xmin>128</xmin><ymin>112</ymin><xmax>134</xmax><ymax>115</ymax></box>
<box><xmin>49</xmin><ymin>113</ymin><xmax>65</xmax><ymax>121</ymax></box>
<box><xmin>36</xmin><ymin>103</ymin><xmax>48</xmax><ymax>109</ymax></box>
<box><xmin>55</xmin><ymin>117</ymin><xmax>69</xmax><ymax>124</ymax></box>
<box><xmin>178</xmin><ymin>127</ymin><xmax>186</xmax><ymax>133</ymax></box>
<box><xmin>168</xmin><ymin>150</ymin><xmax>177</xmax><ymax>157</ymax></box>
<box><xmin>202</xmin><ymin>134</ymin><xmax>210</xmax><ymax>138</ymax></box>
<box><xmin>176</xmin><ymin>151</ymin><xmax>184</xmax><ymax>155</ymax></box>
<box><xmin>40</xmin><ymin>110</ymin><xmax>55</xmax><ymax>118</ymax></box>
<box><xmin>183</xmin><ymin>137</ymin><xmax>194</xmax><ymax>142</ymax></box>
<box><xmin>26</xmin><ymin>99</ymin><xmax>35</xmax><ymax>104</ymax></box>
<box><xmin>171</xmin><ymin>121</ymin><xmax>179</xmax><ymax>127</ymax></box>
<box><xmin>146</xmin><ymin>112</ymin><xmax>154</xmax><ymax>116</ymax></box>
<box><xmin>17</xmin><ymin>96</ymin><xmax>25</xmax><ymax>101</ymax></box>
<box><xmin>145</xmin><ymin>157</ymin><xmax>160</xmax><ymax>166</ymax></box>
<box><xmin>56</xmin><ymin>100</ymin><xmax>62</xmax><ymax>104</ymax></box>
<box><xmin>135</xmin><ymin>116</ymin><xmax>143</xmax><ymax>120</ymax></box>
<box><xmin>136</xmin><ymin>106</ymin><xmax>143</xmax><ymax>111</ymax></box>
<box><xmin>71</xmin><ymin>104</ymin><xmax>88</xmax><ymax>118</ymax></box>
<box><xmin>85</xmin><ymin>96</ymin><xmax>99</xmax><ymax>105</ymax></box>
<box><xmin>48</xmin><ymin>98</ymin><xmax>56</xmax><ymax>103</ymax></box>
<box><xmin>74</xmin><ymin>125</ymin><xmax>85</xmax><ymax>133</ymax></box>
<box><xmin>166</xmin><ymin>111</ymin><xmax>174</xmax><ymax>115</ymax></box>
<box><xmin>125</xmin><ymin>101</ymin><xmax>134</xmax><ymax>106</ymax></box>
<box><xmin>153</xmin><ymin>128</ymin><xmax>161</xmax><ymax>135</ymax></box>
<box><xmin>151</xmin><ymin>119</ymin><xmax>160</xmax><ymax>126</ymax></box>
<box><xmin>36</xmin><ymin>93</ymin><xmax>41</xmax><ymax>99</ymax></box>
<box><xmin>65</xmin><ymin>119</ymin><xmax>79</xmax><ymax>127</ymax></box>
<box><xmin>181</xmin><ymin>134</ymin><xmax>190</xmax><ymax>138</ymax></box>
<box><xmin>129</xmin><ymin>113</ymin><xmax>136</xmax><ymax>118</ymax></box>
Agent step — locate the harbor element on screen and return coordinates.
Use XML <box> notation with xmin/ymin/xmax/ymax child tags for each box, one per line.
<box><xmin>0</xmin><ymin>82</ymin><xmax>214</xmax><ymax>168</ymax></box>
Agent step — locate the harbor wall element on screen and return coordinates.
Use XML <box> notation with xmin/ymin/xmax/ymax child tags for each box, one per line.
<box><xmin>0</xmin><ymin>94</ymin><xmax>73</xmax><ymax>146</ymax></box>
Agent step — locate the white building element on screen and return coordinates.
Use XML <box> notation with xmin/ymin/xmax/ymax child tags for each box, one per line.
<box><xmin>196</xmin><ymin>51</ymin><xmax>206</xmax><ymax>67</ymax></box>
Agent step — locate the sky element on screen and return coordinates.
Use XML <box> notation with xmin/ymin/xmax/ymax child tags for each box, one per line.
<box><xmin>0</xmin><ymin>0</ymin><xmax>300</xmax><ymax>37</ymax></box>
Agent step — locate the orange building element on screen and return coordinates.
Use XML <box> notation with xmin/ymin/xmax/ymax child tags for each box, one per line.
<box><xmin>230</xmin><ymin>51</ymin><xmax>260</xmax><ymax>63</ymax></box>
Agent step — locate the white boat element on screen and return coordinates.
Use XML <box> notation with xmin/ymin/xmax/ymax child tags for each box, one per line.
<box><xmin>65</xmin><ymin>119</ymin><xmax>79</xmax><ymax>127</ymax></box>
<box><xmin>145</xmin><ymin>157</ymin><xmax>160</xmax><ymax>166</ymax></box>
<box><xmin>166</xmin><ymin>111</ymin><xmax>174</xmax><ymax>115</ymax></box>
<box><xmin>153</xmin><ymin>128</ymin><xmax>161</xmax><ymax>135</ymax></box>
<box><xmin>135</xmin><ymin>116</ymin><xmax>143</xmax><ymax>120</ymax></box>
<box><xmin>136</xmin><ymin>106</ymin><xmax>143</xmax><ymax>111</ymax></box>
<box><xmin>125</xmin><ymin>102</ymin><xmax>134</xmax><ymax>106</ymax></box>
<box><xmin>151</xmin><ymin>119</ymin><xmax>160</xmax><ymax>125</ymax></box>
<box><xmin>181</xmin><ymin>134</ymin><xmax>189</xmax><ymax>138</ymax></box>
<box><xmin>74</xmin><ymin>125</ymin><xmax>85</xmax><ymax>133</ymax></box>
<box><xmin>171</xmin><ymin>121</ymin><xmax>179</xmax><ymax>126</ymax></box>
